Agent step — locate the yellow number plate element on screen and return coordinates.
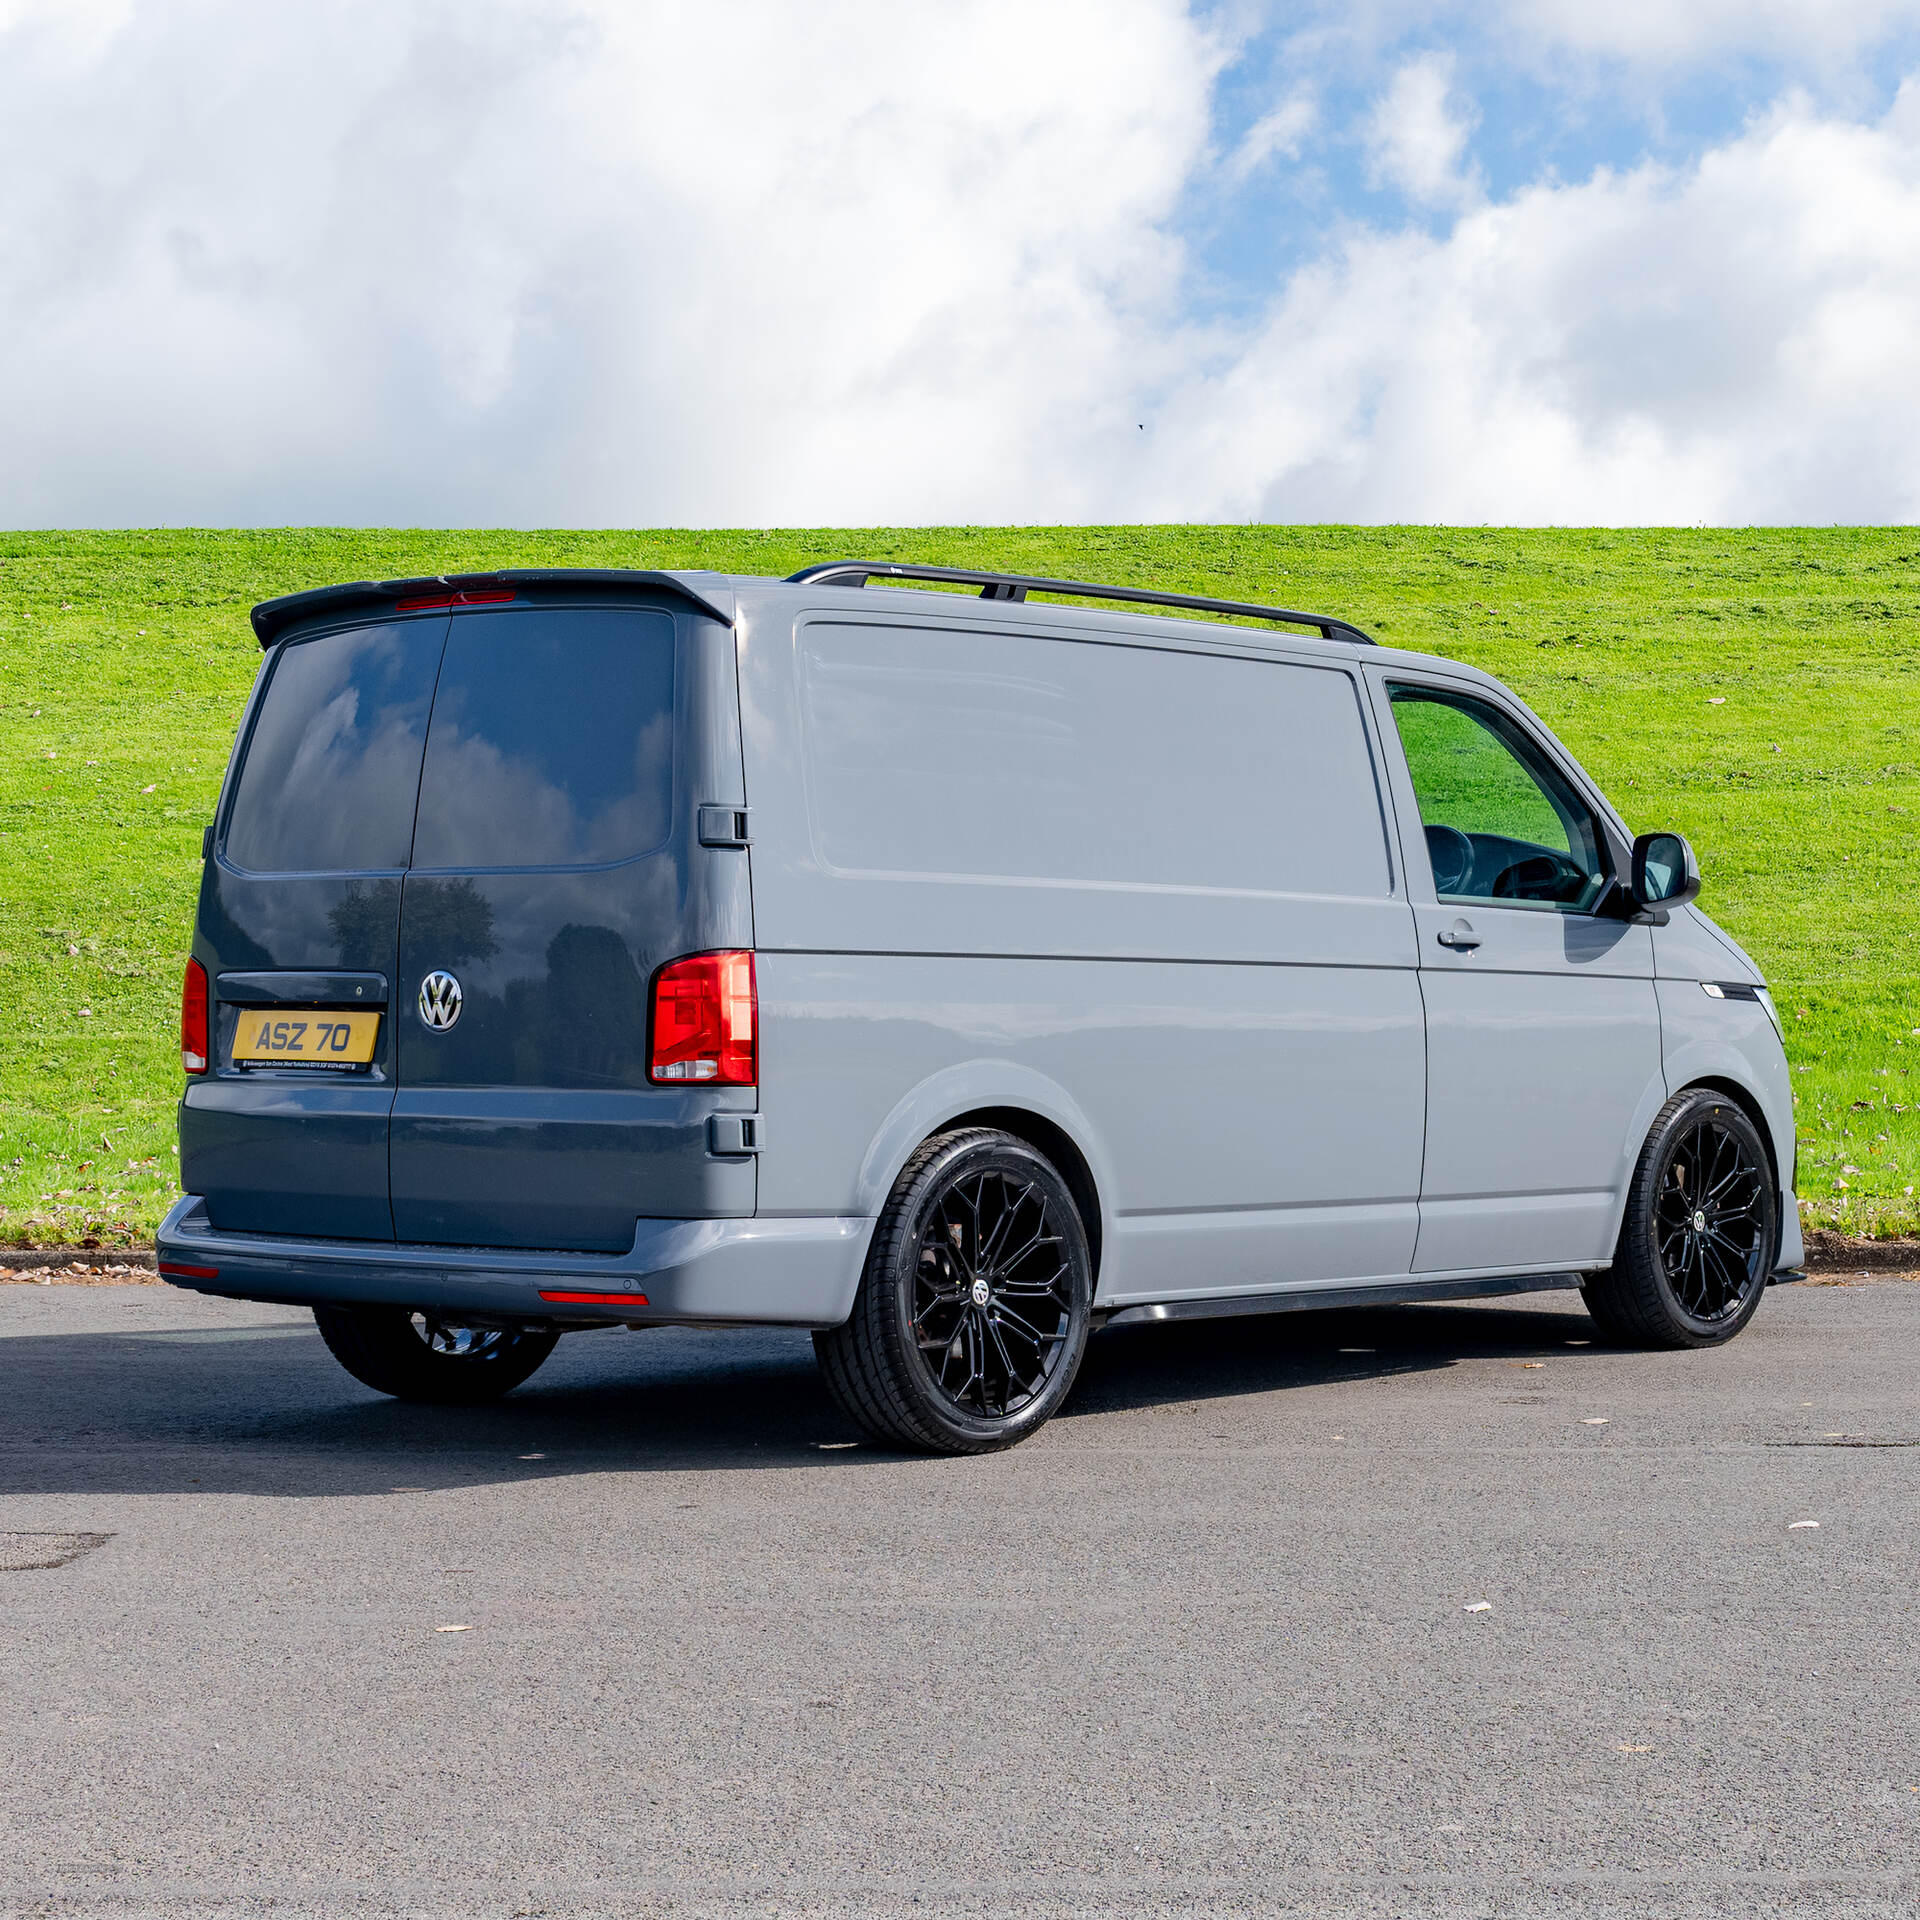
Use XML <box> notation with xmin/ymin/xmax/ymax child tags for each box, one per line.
<box><xmin>233</xmin><ymin>1009</ymin><xmax>381</xmax><ymax>1068</ymax></box>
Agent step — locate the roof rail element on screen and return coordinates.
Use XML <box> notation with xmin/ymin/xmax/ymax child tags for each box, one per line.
<box><xmin>785</xmin><ymin>560</ymin><xmax>1376</xmax><ymax>646</ymax></box>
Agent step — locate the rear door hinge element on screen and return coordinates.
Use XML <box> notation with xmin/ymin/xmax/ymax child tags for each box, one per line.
<box><xmin>698</xmin><ymin>804</ymin><xmax>751</xmax><ymax>848</ymax></box>
<box><xmin>707</xmin><ymin>1114</ymin><xmax>762</xmax><ymax>1156</ymax></box>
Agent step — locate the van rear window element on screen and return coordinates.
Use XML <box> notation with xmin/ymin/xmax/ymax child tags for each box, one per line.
<box><xmin>225</xmin><ymin>622</ymin><xmax>441</xmax><ymax>874</ymax></box>
<box><xmin>409</xmin><ymin>608</ymin><xmax>675</xmax><ymax>870</ymax></box>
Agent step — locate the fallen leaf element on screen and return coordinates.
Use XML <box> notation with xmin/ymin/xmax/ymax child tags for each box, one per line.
<box><xmin>517</xmin><ymin>1452</ymin><xmax>545</xmax><ymax>1460</ymax></box>
<box><xmin>1581</xmin><ymin>1417</ymin><xmax>1610</xmax><ymax>1425</ymax></box>
<box><xmin>1708</xmin><ymin>696</ymin><xmax>1726</xmax><ymax>705</ymax></box>
<box><xmin>1615</xmin><ymin>1744</ymin><xmax>1654</xmax><ymax>1753</ymax></box>
<box><xmin>140</xmin><ymin>783</ymin><xmax>156</xmax><ymax>794</ymax></box>
<box><xmin>1463</xmin><ymin>1601</ymin><xmax>1493</xmax><ymax>1613</ymax></box>
<box><xmin>1788</xmin><ymin>1519</ymin><xmax>1820</xmax><ymax>1530</ymax></box>
<box><xmin>434</xmin><ymin>1624</ymin><xmax>474</xmax><ymax>1634</ymax></box>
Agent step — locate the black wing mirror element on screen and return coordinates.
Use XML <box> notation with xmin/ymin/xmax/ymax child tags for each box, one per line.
<box><xmin>1630</xmin><ymin>831</ymin><xmax>1701</xmax><ymax>916</ymax></box>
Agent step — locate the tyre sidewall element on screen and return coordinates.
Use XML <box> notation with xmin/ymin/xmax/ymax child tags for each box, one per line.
<box><xmin>314</xmin><ymin>1305</ymin><xmax>558</xmax><ymax>1402</ymax></box>
<box><xmin>877</xmin><ymin>1135</ymin><xmax>1093</xmax><ymax>1451</ymax></box>
<box><xmin>1627</xmin><ymin>1093</ymin><xmax>1778</xmax><ymax>1344</ymax></box>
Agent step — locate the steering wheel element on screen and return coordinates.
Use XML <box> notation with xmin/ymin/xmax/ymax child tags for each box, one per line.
<box><xmin>1424</xmin><ymin>823</ymin><xmax>1475</xmax><ymax>894</ymax></box>
<box><xmin>1491</xmin><ymin>849</ymin><xmax>1588</xmax><ymax>902</ymax></box>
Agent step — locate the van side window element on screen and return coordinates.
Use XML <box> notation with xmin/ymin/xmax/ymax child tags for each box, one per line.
<box><xmin>225</xmin><ymin>622</ymin><xmax>442</xmax><ymax>874</ymax></box>
<box><xmin>411</xmin><ymin>609</ymin><xmax>676</xmax><ymax>871</ymax></box>
<box><xmin>801</xmin><ymin>625</ymin><xmax>1391</xmax><ymax>899</ymax></box>
<box><xmin>1387</xmin><ymin>685</ymin><xmax>1607</xmax><ymax>912</ymax></box>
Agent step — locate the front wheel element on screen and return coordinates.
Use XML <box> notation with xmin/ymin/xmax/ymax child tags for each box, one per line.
<box><xmin>814</xmin><ymin>1128</ymin><xmax>1094</xmax><ymax>1454</ymax></box>
<box><xmin>313</xmin><ymin>1305</ymin><xmax>560</xmax><ymax>1403</ymax></box>
<box><xmin>1583</xmin><ymin>1089</ymin><xmax>1778</xmax><ymax>1348</ymax></box>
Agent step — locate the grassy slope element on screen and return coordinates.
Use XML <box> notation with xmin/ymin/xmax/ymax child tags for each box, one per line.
<box><xmin>1</xmin><ymin>526</ymin><xmax>1915</xmax><ymax>1248</ymax></box>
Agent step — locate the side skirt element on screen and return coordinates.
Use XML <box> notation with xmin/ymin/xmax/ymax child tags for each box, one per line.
<box><xmin>1100</xmin><ymin>1270</ymin><xmax>1585</xmax><ymax>1328</ymax></box>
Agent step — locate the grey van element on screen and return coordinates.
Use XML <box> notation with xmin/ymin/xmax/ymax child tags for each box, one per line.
<box><xmin>159</xmin><ymin>561</ymin><xmax>1803</xmax><ymax>1453</ymax></box>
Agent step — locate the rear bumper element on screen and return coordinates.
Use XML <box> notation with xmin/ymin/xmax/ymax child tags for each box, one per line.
<box><xmin>155</xmin><ymin>1196</ymin><xmax>870</xmax><ymax>1328</ymax></box>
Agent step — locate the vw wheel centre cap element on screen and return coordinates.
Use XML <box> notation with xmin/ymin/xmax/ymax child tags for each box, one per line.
<box><xmin>418</xmin><ymin>970</ymin><xmax>463</xmax><ymax>1031</ymax></box>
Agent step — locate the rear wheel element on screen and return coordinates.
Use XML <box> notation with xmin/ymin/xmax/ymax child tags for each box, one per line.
<box><xmin>313</xmin><ymin>1305</ymin><xmax>560</xmax><ymax>1403</ymax></box>
<box><xmin>1583</xmin><ymin>1089</ymin><xmax>1777</xmax><ymax>1348</ymax></box>
<box><xmin>814</xmin><ymin>1128</ymin><xmax>1094</xmax><ymax>1454</ymax></box>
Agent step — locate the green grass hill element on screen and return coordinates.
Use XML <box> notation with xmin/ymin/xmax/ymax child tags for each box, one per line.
<box><xmin>2</xmin><ymin>526</ymin><xmax>1915</xmax><ymax>1248</ymax></box>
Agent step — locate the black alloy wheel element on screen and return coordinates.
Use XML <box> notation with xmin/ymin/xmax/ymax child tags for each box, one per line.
<box><xmin>814</xmin><ymin>1128</ymin><xmax>1094</xmax><ymax>1454</ymax></box>
<box><xmin>1583</xmin><ymin>1088</ymin><xmax>1778</xmax><ymax>1348</ymax></box>
<box><xmin>313</xmin><ymin>1303</ymin><xmax>560</xmax><ymax>1402</ymax></box>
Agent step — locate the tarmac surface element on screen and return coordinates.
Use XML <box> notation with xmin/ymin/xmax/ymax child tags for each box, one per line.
<box><xmin>2</xmin><ymin>1275</ymin><xmax>1916</xmax><ymax>1919</ymax></box>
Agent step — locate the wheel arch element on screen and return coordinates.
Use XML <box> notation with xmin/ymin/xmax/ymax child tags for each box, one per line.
<box><xmin>939</xmin><ymin>1106</ymin><xmax>1104</xmax><ymax>1284</ymax></box>
<box><xmin>1672</xmin><ymin>1074</ymin><xmax>1781</xmax><ymax>1197</ymax></box>
<box><xmin>850</xmin><ymin>1066</ymin><xmax>1114</xmax><ymax>1289</ymax></box>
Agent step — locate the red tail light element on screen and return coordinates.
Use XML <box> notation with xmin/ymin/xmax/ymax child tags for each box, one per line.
<box><xmin>650</xmin><ymin>951</ymin><xmax>755</xmax><ymax>1085</ymax></box>
<box><xmin>181</xmin><ymin>957</ymin><xmax>210</xmax><ymax>1074</ymax></box>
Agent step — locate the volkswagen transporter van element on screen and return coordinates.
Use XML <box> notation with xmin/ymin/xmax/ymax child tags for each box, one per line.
<box><xmin>159</xmin><ymin>562</ymin><xmax>1802</xmax><ymax>1452</ymax></box>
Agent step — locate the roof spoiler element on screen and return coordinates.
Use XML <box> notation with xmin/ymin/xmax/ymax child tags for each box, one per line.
<box><xmin>250</xmin><ymin>569</ymin><xmax>733</xmax><ymax>648</ymax></box>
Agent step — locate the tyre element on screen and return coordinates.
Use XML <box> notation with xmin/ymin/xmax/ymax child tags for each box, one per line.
<box><xmin>313</xmin><ymin>1305</ymin><xmax>560</xmax><ymax>1403</ymax></box>
<box><xmin>813</xmin><ymin>1128</ymin><xmax>1094</xmax><ymax>1455</ymax></box>
<box><xmin>1582</xmin><ymin>1088</ymin><xmax>1778</xmax><ymax>1349</ymax></box>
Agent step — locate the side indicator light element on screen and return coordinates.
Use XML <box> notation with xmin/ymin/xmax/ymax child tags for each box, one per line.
<box><xmin>538</xmin><ymin>1290</ymin><xmax>652</xmax><ymax>1306</ymax></box>
<box><xmin>395</xmin><ymin>589</ymin><xmax>518</xmax><ymax>611</ymax></box>
<box><xmin>159</xmin><ymin>1262</ymin><xmax>220</xmax><ymax>1280</ymax></box>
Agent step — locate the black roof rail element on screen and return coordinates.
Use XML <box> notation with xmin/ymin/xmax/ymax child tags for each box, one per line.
<box><xmin>785</xmin><ymin>560</ymin><xmax>1376</xmax><ymax>646</ymax></box>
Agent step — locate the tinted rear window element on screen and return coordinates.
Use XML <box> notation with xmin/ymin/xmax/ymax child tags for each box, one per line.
<box><xmin>410</xmin><ymin>608</ymin><xmax>676</xmax><ymax>870</ymax></box>
<box><xmin>225</xmin><ymin>621</ymin><xmax>442</xmax><ymax>874</ymax></box>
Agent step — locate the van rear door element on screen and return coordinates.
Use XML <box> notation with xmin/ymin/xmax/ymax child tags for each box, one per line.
<box><xmin>386</xmin><ymin>599</ymin><xmax>755</xmax><ymax>1252</ymax></box>
<box><xmin>184</xmin><ymin>615</ymin><xmax>448</xmax><ymax>1239</ymax></box>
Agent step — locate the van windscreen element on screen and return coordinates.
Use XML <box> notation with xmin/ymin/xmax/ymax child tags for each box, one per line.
<box><xmin>225</xmin><ymin>622</ymin><xmax>442</xmax><ymax>874</ymax></box>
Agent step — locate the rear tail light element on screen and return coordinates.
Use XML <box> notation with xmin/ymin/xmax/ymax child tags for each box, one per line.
<box><xmin>181</xmin><ymin>957</ymin><xmax>209</xmax><ymax>1074</ymax></box>
<box><xmin>649</xmin><ymin>951</ymin><xmax>755</xmax><ymax>1085</ymax></box>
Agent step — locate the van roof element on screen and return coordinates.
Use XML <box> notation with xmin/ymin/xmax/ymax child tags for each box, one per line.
<box><xmin>248</xmin><ymin>563</ymin><xmax>1490</xmax><ymax>687</ymax></box>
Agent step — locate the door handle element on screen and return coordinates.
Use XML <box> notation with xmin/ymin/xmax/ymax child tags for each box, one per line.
<box><xmin>1436</xmin><ymin>922</ymin><xmax>1481</xmax><ymax>951</ymax></box>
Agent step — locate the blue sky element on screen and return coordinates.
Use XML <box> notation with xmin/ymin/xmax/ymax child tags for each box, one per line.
<box><xmin>1192</xmin><ymin>10</ymin><xmax>1920</xmax><ymax>316</ymax></box>
<box><xmin>4</xmin><ymin>0</ymin><xmax>1920</xmax><ymax>525</ymax></box>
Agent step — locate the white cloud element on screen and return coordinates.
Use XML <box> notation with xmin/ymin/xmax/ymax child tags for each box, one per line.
<box><xmin>0</xmin><ymin>0</ymin><xmax>1218</xmax><ymax>526</ymax></box>
<box><xmin>1363</xmin><ymin>52</ymin><xmax>1480</xmax><ymax>209</ymax></box>
<box><xmin>1506</xmin><ymin>0</ymin><xmax>1920</xmax><ymax>66</ymax></box>
<box><xmin>3</xmin><ymin>0</ymin><xmax>1920</xmax><ymax>528</ymax></box>
<box><xmin>1140</xmin><ymin>84</ymin><xmax>1920</xmax><ymax>523</ymax></box>
<box><xmin>1228</xmin><ymin>89</ymin><xmax>1318</xmax><ymax>179</ymax></box>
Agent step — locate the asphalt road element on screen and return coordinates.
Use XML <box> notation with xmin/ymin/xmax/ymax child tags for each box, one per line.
<box><xmin>2</xmin><ymin>1276</ymin><xmax>1916</xmax><ymax>1920</ymax></box>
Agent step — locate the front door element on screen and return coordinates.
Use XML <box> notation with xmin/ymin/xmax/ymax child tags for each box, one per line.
<box><xmin>1375</xmin><ymin>676</ymin><xmax>1661</xmax><ymax>1275</ymax></box>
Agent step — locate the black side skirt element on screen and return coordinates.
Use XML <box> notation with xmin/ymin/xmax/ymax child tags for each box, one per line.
<box><xmin>1101</xmin><ymin>1271</ymin><xmax>1586</xmax><ymax>1328</ymax></box>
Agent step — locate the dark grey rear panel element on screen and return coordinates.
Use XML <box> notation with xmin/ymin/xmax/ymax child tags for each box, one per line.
<box><xmin>183</xmin><ymin>585</ymin><xmax>751</xmax><ymax>1252</ymax></box>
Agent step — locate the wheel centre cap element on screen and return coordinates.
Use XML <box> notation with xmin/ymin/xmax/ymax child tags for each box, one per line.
<box><xmin>970</xmin><ymin>1277</ymin><xmax>992</xmax><ymax>1308</ymax></box>
<box><xmin>1691</xmin><ymin>1209</ymin><xmax>1708</xmax><ymax>1232</ymax></box>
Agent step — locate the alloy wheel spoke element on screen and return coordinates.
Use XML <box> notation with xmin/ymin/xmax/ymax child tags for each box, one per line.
<box><xmin>909</xmin><ymin>1165</ymin><xmax>1079</xmax><ymax>1422</ymax></box>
